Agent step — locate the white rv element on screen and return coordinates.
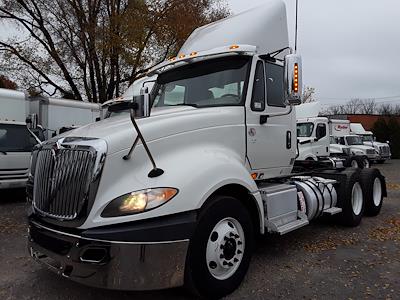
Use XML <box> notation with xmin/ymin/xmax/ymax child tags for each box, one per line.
<box><xmin>27</xmin><ymin>2</ymin><xmax>386</xmax><ymax>298</ymax></box>
<box><xmin>0</xmin><ymin>88</ymin><xmax>41</xmax><ymax>190</ymax></box>
<box><xmin>350</xmin><ymin>123</ymin><xmax>391</xmax><ymax>163</ymax></box>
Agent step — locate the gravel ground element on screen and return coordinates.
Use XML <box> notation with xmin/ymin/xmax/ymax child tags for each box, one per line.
<box><xmin>0</xmin><ymin>162</ymin><xmax>399</xmax><ymax>300</ymax></box>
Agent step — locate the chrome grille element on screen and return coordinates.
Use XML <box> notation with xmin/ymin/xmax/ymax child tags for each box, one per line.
<box><xmin>33</xmin><ymin>148</ymin><xmax>96</xmax><ymax>220</ymax></box>
<box><xmin>366</xmin><ymin>149</ymin><xmax>375</xmax><ymax>155</ymax></box>
<box><xmin>380</xmin><ymin>146</ymin><xmax>390</xmax><ymax>155</ymax></box>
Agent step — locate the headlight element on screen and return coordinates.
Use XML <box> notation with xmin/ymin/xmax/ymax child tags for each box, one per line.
<box><xmin>101</xmin><ymin>188</ymin><xmax>178</xmax><ymax>217</ymax></box>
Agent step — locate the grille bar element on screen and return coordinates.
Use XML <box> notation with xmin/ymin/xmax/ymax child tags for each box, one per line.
<box><xmin>33</xmin><ymin>148</ymin><xmax>96</xmax><ymax>220</ymax></box>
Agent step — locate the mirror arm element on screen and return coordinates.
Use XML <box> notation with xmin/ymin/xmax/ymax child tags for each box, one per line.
<box><xmin>123</xmin><ymin>106</ymin><xmax>164</xmax><ymax>178</ymax></box>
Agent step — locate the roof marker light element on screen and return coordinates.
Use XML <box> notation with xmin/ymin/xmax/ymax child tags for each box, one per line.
<box><xmin>168</xmin><ymin>57</ymin><xmax>176</xmax><ymax>62</ymax></box>
<box><xmin>178</xmin><ymin>53</ymin><xmax>186</xmax><ymax>59</ymax></box>
<box><xmin>229</xmin><ymin>45</ymin><xmax>240</xmax><ymax>50</ymax></box>
<box><xmin>190</xmin><ymin>51</ymin><xmax>198</xmax><ymax>57</ymax></box>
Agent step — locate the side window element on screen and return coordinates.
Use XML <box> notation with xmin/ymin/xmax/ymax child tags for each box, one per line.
<box><xmin>316</xmin><ymin>123</ymin><xmax>327</xmax><ymax>140</ymax></box>
<box><xmin>251</xmin><ymin>61</ymin><xmax>265</xmax><ymax>111</ymax></box>
<box><xmin>339</xmin><ymin>137</ymin><xmax>346</xmax><ymax>145</ymax></box>
<box><xmin>266</xmin><ymin>62</ymin><xmax>285</xmax><ymax>107</ymax></box>
<box><xmin>154</xmin><ymin>83</ymin><xmax>185</xmax><ymax>106</ymax></box>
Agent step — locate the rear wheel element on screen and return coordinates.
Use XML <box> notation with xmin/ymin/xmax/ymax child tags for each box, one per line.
<box><xmin>185</xmin><ymin>195</ymin><xmax>254</xmax><ymax>299</ymax></box>
<box><xmin>360</xmin><ymin>168</ymin><xmax>384</xmax><ymax>216</ymax></box>
<box><xmin>336</xmin><ymin>169</ymin><xmax>364</xmax><ymax>226</ymax></box>
<box><xmin>349</xmin><ymin>156</ymin><xmax>364</xmax><ymax>169</ymax></box>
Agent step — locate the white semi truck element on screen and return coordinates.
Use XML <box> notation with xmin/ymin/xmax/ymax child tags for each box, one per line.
<box><xmin>329</xmin><ymin>119</ymin><xmax>379</xmax><ymax>167</ymax></box>
<box><xmin>0</xmin><ymin>88</ymin><xmax>41</xmax><ymax>190</ymax></box>
<box><xmin>27</xmin><ymin>2</ymin><xmax>387</xmax><ymax>298</ymax></box>
<box><xmin>350</xmin><ymin>123</ymin><xmax>391</xmax><ymax>163</ymax></box>
<box><xmin>296</xmin><ymin>102</ymin><xmax>365</xmax><ymax>168</ymax></box>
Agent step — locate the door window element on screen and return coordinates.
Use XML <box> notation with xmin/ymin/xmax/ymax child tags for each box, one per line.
<box><xmin>316</xmin><ymin>123</ymin><xmax>327</xmax><ymax>140</ymax></box>
<box><xmin>251</xmin><ymin>61</ymin><xmax>265</xmax><ymax>111</ymax></box>
<box><xmin>266</xmin><ymin>62</ymin><xmax>285</xmax><ymax>107</ymax></box>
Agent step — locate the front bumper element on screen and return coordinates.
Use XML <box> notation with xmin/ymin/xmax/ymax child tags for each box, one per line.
<box><xmin>0</xmin><ymin>178</ymin><xmax>27</xmax><ymax>189</ymax></box>
<box><xmin>28</xmin><ymin>212</ymin><xmax>196</xmax><ymax>291</ymax></box>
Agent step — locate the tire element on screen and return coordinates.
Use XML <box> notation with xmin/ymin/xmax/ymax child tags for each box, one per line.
<box><xmin>336</xmin><ymin>169</ymin><xmax>364</xmax><ymax>227</ymax></box>
<box><xmin>348</xmin><ymin>156</ymin><xmax>364</xmax><ymax>169</ymax></box>
<box><xmin>185</xmin><ymin>195</ymin><xmax>254</xmax><ymax>299</ymax></box>
<box><xmin>360</xmin><ymin>168</ymin><xmax>384</xmax><ymax>216</ymax></box>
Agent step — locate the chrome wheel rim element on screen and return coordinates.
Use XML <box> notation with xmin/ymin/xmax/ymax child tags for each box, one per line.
<box><xmin>373</xmin><ymin>177</ymin><xmax>382</xmax><ymax>206</ymax></box>
<box><xmin>351</xmin><ymin>182</ymin><xmax>363</xmax><ymax>215</ymax></box>
<box><xmin>351</xmin><ymin>159</ymin><xmax>358</xmax><ymax>168</ymax></box>
<box><xmin>206</xmin><ymin>217</ymin><xmax>245</xmax><ymax>280</ymax></box>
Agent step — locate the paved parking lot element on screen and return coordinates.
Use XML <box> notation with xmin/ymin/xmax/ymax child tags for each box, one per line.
<box><xmin>0</xmin><ymin>162</ymin><xmax>399</xmax><ymax>299</ymax></box>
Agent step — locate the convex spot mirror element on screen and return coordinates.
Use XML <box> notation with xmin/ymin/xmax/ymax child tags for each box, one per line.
<box><xmin>284</xmin><ymin>54</ymin><xmax>302</xmax><ymax>105</ymax></box>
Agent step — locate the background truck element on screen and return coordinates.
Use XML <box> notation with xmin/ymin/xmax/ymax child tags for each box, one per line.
<box><xmin>0</xmin><ymin>88</ymin><xmax>41</xmax><ymax>189</ymax></box>
<box><xmin>296</xmin><ymin>102</ymin><xmax>364</xmax><ymax>168</ymax></box>
<box><xmin>28</xmin><ymin>96</ymin><xmax>103</xmax><ymax>140</ymax></box>
<box><xmin>329</xmin><ymin>119</ymin><xmax>378</xmax><ymax>168</ymax></box>
<box><xmin>27</xmin><ymin>1</ymin><xmax>387</xmax><ymax>298</ymax></box>
<box><xmin>350</xmin><ymin>123</ymin><xmax>391</xmax><ymax>163</ymax></box>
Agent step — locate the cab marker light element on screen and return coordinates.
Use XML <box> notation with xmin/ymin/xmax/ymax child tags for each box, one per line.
<box><xmin>190</xmin><ymin>51</ymin><xmax>198</xmax><ymax>57</ymax></box>
<box><xmin>178</xmin><ymin>53</ymin><xmax>186</xmax><ymax>59</ymax></box>
<box><xmin>229</xmin><ymin>45</ymin><xmax>240</xmax><ymax>50</ymax></box>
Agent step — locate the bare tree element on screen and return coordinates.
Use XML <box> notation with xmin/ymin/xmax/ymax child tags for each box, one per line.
<box><xmin>377</xmin><ymin>103</ymin><xmax>394</xmax><ymax>115</ymax></box>
<box><xmin>360</xmin><ymin>98</ymin><xmax>376</xmax><ymax>114</ymax></box>
<box><xmin>302</xmin><ymin>86</ymin><xmax>315</xmax><ymax>103</ymax></box>
<box><xmin>0</xmin><ymin>0</ymin><xmax>229</xmax><ymax>102</ymax></box>
<box><xmin>344</xmin><ymin>98</ymin><xmax>363</xmax><ymax>114</ymax></box>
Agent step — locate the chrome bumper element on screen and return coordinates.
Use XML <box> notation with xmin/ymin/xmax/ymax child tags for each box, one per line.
<box><xmin>28</xmin><ymin>220</ymin><xmax>190</xmax><ymax>290</ymax></box>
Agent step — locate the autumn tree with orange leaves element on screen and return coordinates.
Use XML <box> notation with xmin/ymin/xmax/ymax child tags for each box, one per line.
<box><xmin>0</xmin><ymin>0</ymin><xmax>229</xmax><ymax>102</ymax></box>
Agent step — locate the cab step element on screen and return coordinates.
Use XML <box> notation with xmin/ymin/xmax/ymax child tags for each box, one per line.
<box><xmin>323</xmin><ymin>207</ymin><xmax>342</xmax><ymax>215</ymax></box>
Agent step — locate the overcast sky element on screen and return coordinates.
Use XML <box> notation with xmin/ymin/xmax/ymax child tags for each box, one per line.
<box><xmin>229</xmin><ymin>0</ymin><xmax>400</xmax><ymax>107</ymax></box>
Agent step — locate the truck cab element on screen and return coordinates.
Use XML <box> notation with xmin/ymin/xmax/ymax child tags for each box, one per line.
<box><xmin>350</xmin><ymin>123</ymin><xmax>391</xmax><ymax>163</ymax></box>
<box><xmin>0</xmin><ymin>121</ymin><xmax>40</xmax><ymax>189</ymax></box>
<box><xmin>26</xmin><ymin>1</ymin><xmax>386</xmax><ymax>298</ymax></box>
<box><xmin>297</xmin><ymin>117</ymin><xmax>330</xmax><ymax>160</ymax></box>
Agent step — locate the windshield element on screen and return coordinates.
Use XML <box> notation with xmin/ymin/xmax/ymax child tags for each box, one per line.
<box><xmin>0</xmin><ymin>124</ymin><xmax>38</xmax><ymax>152</ymax></box>
<box><xmin>362</xmin><ymin>135</ymin><xmax>373</xmax><ymax>142</ymax></box>
<box><xmin>297</xmin><ymin>123</ymin><xmax>314</xmax><ymax>137</ymax></box>
<box><xmin>346</xmin><ymin>136</ymin><xmax>364</xmax><ymax>145</ymax></box>
<box><xmin>153</xmin><ymin>56</ymin><xmax>250</xmax><ymax>108</ymax></box>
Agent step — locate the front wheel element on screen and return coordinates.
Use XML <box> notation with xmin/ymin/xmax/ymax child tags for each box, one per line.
<box><xmin>185</xmin><ymin>195</ymin><xmax>254</xmax><ymax>299</ymax></box>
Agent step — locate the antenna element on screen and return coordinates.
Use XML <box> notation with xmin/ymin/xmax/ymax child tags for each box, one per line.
<box><xmin>294</xmin><ymin>0</ymin><xmax>299</xmax><ymax>53</ymax></box>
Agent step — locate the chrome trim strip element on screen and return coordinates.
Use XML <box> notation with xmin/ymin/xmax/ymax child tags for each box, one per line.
<box><xmin>30</xmin><ymin>221</ymin><xmax>189</xmax><ymax>245</ymax></box>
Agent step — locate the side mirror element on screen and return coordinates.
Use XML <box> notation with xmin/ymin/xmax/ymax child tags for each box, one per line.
<box><xmin>132</xmin><ymin>87</ymin><xmax>151</xmax><ymax>118</ymax></box>
<box><xmin>26</xmin><ymin>114</ymin><xmax>38</xmax><ymax>129</ymax></box>
<box><xmin>284</xmin><ymin>54</ymin><xmax>302</xmax><ymax>105</ymax></box>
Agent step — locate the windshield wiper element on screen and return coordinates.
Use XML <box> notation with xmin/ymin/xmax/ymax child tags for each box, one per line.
<box><xmin>0</xmin><ymin>151</ymin><xmax>7</xmax><ymax>155</ymax></box>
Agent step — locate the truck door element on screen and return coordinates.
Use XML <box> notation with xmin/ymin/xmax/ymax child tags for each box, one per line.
<box><xmin>312</xmin><ymin>122</ymin><xmax>329</xmax><ymax>157</ymax></box>
<box><xmin>246</xmin><ymin>59</ymin><xmax>295</xmax><ymax>178</ymax></box>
